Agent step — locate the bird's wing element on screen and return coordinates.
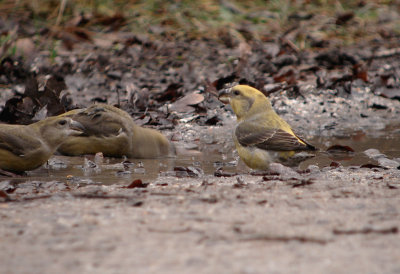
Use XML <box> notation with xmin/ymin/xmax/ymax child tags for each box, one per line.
<box><xmin>71</xmin><ymin>107</ymin><xmax>130</xmax><ymax>137</ymax></box>
<box><xmin>0</xmin><ymin>130</ymin><xmax>42</xmax><ymax>156</ymax></box>
<box><xmin>291</xmin><ymin>130</ymin><xmax>316</xmax><ymax>150</ymax></box>
<box><xmin>235</xmin><ymin>123</ymin><xmax>313</xmax><ymax>151</ymax></box>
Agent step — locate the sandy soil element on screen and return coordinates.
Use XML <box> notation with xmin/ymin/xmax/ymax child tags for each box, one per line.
<box><xmin>1</xmin><ymin>165</ymin><xmax>400</xmax><ymax>274</ymax></box>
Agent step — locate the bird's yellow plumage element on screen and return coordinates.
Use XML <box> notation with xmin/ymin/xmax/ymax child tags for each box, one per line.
<box><xmin>0</xmin><ymin>116</ymin><xmax>83</xmax><ymax>172</ymax></box>
<box><xmin>57</xmin><ymin>104</ymin><xmax>174</xmax><ymax>159</ymax></box>
<box><xmin>219</xmin><ymin>85</ymin><xmax>315</xmax><ymax>170</ymax></box>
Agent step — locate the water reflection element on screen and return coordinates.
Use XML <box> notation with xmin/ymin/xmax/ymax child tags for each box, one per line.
<box><xmin>303</xmin><ymin>127</ymin><xmax>400</xmax><ymax>168</ymax></box>
<box><xmin>2</xmin><ymin>127</ymin><xmax>400</xmax><ymax>185</ymax></box>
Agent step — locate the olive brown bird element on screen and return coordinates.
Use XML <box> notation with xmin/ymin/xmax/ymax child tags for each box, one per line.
<box><xmin>57</xmin><ymin>104</ymin><xmax>174</xmax><ymax>158</ymax></box>
<box><xmin>219</xmin><ymin>85</ymin><xmax>316</xmax><ymax>170</ymax></box>
<box><xmin>0</xmin><ymin>116</ymin><xmax>83</xmax><ymax>172</ymax></box>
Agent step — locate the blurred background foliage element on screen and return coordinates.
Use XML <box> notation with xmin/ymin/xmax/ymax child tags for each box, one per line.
<box><xmin>1</xmin><ymin>0</ymin><xmax>399</xmax><ymax>45</ymax></box>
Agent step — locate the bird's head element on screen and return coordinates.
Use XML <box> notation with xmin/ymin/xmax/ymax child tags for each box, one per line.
<box><xmin>219</xmin><ymin>85</ymin><xmax>272</xmax><ymax>120</ymax></box>
<box><xmin>48</xmin><ymin>117</ymin><xmax>84</xmax><ymax>134</ymax></box>
<box><xmin>35</xmin><ymin>116</ymin><xmax>85</xmax><ymax>147</ymax></box>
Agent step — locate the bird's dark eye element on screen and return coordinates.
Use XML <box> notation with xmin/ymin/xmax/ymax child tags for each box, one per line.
<box><xmin>58</xmin><ymin>120</ymin><xmax>67</xmax><ymax>126</ymax></box>
<box><xmin>233</xmin><ymin>90</ymin><xmax>240</xmax><ymax>96</ymax></box>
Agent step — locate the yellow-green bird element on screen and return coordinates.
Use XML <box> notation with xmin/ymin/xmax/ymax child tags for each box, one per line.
<box><xmin>57</xmin><ymin>104</ymin><xmax>174</xmax><ymax>158</ymax></box>
<box><xmin>0</xmin><ymin>116</ymin><xmax>83</xmax><ymax>172</ymax></box>
<box><xmin>219</xmin><ymin>85</ymin><xmax>316</xmax><ymax>170</ymax></box>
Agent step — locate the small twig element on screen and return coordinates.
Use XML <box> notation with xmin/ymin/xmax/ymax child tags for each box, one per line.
<box><xmin>239</xmin><ymin>233</ymin><xmax>330</xmax><ymax>244</ymax></box>
<box><xmin>333</xmin><ymin>226</ymin><xmax>398</xmax><ymax>235</ymax></box>
<box><xmin>3</xmin><ymin>192</ymin><xmax>143</xmax><ymax>203</ymax></box>
<box><xmin>80</xmin><ymin>52</ymin><xmax>94</xmax><ymax>67</ymax></box>
<box><xmin>116</xmin><ymin>86</ymin><xmax>120</xmax><ymax>107</ymax></box>
<box><xmin>280</xmin><ymin>37</ymin><xmax>300</xmax><ymax>53</ymax></box>
<box><xmin>364</xmin><ymin>47</ymin><xmax>400</xmax><ymax>60</ymax></box>
<box><xmin>149</xmin><ymin>192</ymin><xmax>178</xmax><ymax>196</ymax></box>
<box><xmin>5</xmin><ymin>194</ymin><xmax>53</xmax><ymax>202</ymax></box>
<box><xmin>55</xmin><ymin>0</ymin><xmax>67</xmax><ymax>27</ymax></box>
<box><xmin>71</xmin><ymin>193</ymin><xmax>137</xmax><ymax>200</ymax></box>
<box><xmin>148</xmin><ymin>227</ymin><xmax>191</xmax><ymax>233</ymax></box>
<box><xmin>292</xmin><ymin>179</ymin><xmax>315</xmax><ymax>188</ymax></box>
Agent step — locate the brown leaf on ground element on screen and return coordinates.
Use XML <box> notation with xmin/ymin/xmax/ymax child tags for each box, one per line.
<box><xmin>0</xmin><ymin>75</ymin><xmax>69</xmax><ymax>124</ymax></box>
<box><xmin>92</xmin><ymin>13</ymin><xmax>127</xmax><ymax>31</ymax></box>
<box><xmin>211</xmin><ymin>74</ymin><xmax>238</xmax><ymax>91</ymax></box>
<box><xmin>14</xmin><ymin>38</ymin><xmax>36</xmax><ymax>57</ymax></box>
<box><xmin>352</xmin><ymin>63</ymin><xmax>368</xmax><ymax>82</ymax></box>
<box><xmin>155</xmin><ymin>83</ymin><xmax>183</xmax><ymax>103</ymax></box>
<box><xmin>52</xmin><ymin>26</ymin><xmax>93</xmax><ymax>50</ymax></box>
<box><xmin>173</xmin><ymin>166</ymin><xmax>203</xmax><ymax>177</ymax></box>
<box><xmin>123</xmin><ymin>179</ymin><xmax>148</xmax><ymax>189</ymax></box>
<box><xmin>335</xmin><ymin>11</ymin><xmax>355</xmax><ymax>25</ymax></box>
<box><xmin>273</xmin><ymin>67</ymin><xmax>297</xmax><ymax>84</ymax></box>
<box><xmin>0</xmin><ymin>190</ymin><xmax>11</xmax><ymax>201</ymax></box>
<box><xmin>169</xmin><ymin>92</ymin><xmax>204</xmax><ymax>113</ymax></box>
<box><xmin>326</xmin><ymin>145</ymin><xmax>355</xmax><ymax>153</ymax></box>
<box><xmin>360</xmin><ymin>163</ymin><xmax>387</xmax><ymax>170</ymax></box>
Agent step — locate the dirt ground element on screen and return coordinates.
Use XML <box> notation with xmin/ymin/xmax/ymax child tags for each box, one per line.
<box><xmin>2</xmin><ymin>2</ymin><xmax>400</xmax><ymax>273</ymax></box>
<box><xmin>1</xmin><ymin>166</ymin><xmax>400</xmax><ymax>274</ymax></box>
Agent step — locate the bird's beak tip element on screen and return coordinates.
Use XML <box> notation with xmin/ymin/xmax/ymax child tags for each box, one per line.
<box><xmin>218</xmin><ymin>95</ymin><xmax>230</xmax><ymax>104</ymax></box>
<box><xmin>218</xmin><ymin>88</ymin><xmax>231</xmax><ymax>104</ymax></box>
<box><xmin>70</xmin><ymin>120</ymin><xmax>85</xmax><ymax>133</ymax></box>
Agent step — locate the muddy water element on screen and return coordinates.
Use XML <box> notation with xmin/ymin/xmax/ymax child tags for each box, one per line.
<box><xmin>13</xmin><ymin>150</ymin><xmax>232</xmax><ymax>185</ymax></box>
<box><xmin>4</xmin><ymin>127</ymin><xmax>400</xmax><ymax>185</ymax></box>
<box><xmin>302</xmin><ymin>126</ymin><xmax>400</xmax><ymax>168</ymax></box>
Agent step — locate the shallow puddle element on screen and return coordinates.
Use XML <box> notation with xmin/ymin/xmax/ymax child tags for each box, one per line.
<box><xmin>302</xmin><ymin>126</ymin><xmax>400</xmax><ymax>168</ymax></box>
<box><xmin>3</xmin><ymin>126</ymin><xmax>400</xmax><ymax>185</ymax></box>
<box><xmin>11</xmin><ymin>149</ymin><xmax>237</xmax><ymax>185</ymax></box>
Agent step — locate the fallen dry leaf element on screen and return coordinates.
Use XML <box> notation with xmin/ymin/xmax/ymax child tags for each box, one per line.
<box><xmin>169</xmin><ymin>92</ymin><xmax>204</xmax><ymax>113</ymax></box>
<box><xmin>123</xmin><ymin>179</ymin><xmax>148</xmax><ymax>189</ymax></box>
